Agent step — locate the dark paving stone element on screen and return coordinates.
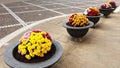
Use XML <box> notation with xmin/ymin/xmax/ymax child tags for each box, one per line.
<box><xmin>4</xmin><ymin>2</ymin><xmax>29</xmax><ymax>7</ymax></box>
<box><xmin>0</xmin><ymin>8</ymin><xmax>8</xmax><ymax>13</ymax></box>
<box><xmin>41</xmin><ymin>4</ymin><xmax>69</xmax><ymax>9</ymax></box>
<box><xmin>65</xmin><ymin>3</ymin><xmax>85</xmax><ymax>7</ymax></box>
<box><xmin>9</xmin><ymin>5</ymin><xmax>45</xmax><ymax>12</ymax></box>
<box><xmin>79</xmin><ymin>6</ymin><xmax>92</xmax><ymax>9</ymax></box>
<box><xmin>42</xmin><ymin>0</ymin><xmax>85</xmax><ymax>3</ymax></box>
<box><xmin>0</xmin><ymin>25</ymin><xmax>22</xmax><ymax>39</ymax></box>
<box><xmin>41</xmin><ymin>0</ymin><xmax>68</xmax><ymax>3</ymax></box>
<box><xmin>0</xmin><ymin>5</ymin><xmax>3</xmax><ymax>7</ymax></box>
<box><xmin>16</xmin><ymin>10</ymin><xmax>61</xmax><ymax>22</ymax></box>
<box><xmin>83</xmin><ymin>1</ymin><xmax>102</xmax><ymax>6</ymax></box>
<box><xmin>86</xmin><ymin>2</ymin><xmax>100</xmax><ymax>4</ymax></box>
<box><xmin>25</xmin><ymin>0</ymin><xmax>45</xmax><ymax>3</ymax></box>
<box><xmin>54</xmin><ymin>8</ymin><xmax>84</xmax><ymax>14</ymax></box>
<box><xmin>27</xmin><ymin>1</ymin><xmax>52</xmax><ymax>5</ymax></box>
<box><xmin>0</xmin><ymin>14</ymin><xmax>19</xmax><ymax>26</ymax></box>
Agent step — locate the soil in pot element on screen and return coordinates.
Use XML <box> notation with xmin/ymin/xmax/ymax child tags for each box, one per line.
<box><xmin>13</xmin><ymin>44</ymin><xmax>56</xmax><ymax>63</ymax></box>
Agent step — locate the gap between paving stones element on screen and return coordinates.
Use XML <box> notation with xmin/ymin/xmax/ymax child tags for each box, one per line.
<box><xmin>0</xmin><ymin>13</ymin><xmax>9</xmax><ymax>15</ymax></box>
<box><xmin>0</xmin><ymin>23</ymin><xmax>21</xmax><ymax>29</ymax></box>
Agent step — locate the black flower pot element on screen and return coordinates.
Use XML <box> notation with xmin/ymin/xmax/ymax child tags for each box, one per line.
<box><xmin>4</xmin><ymin>40</ymin><xmax>63</xmax><ymax>68</ymax></box>
<box><xmin>99</xmin><ymin>8</ymin><xmax>114</xmax><ymax>17</ymax></box>
<box><xmin>112</xmin><ymin>6</ymin><xmax>117</xmax><ymax>11</ymax></box>
<box><xmin>63</xmin><ymin>22</ymin><xmax>94</xmax><ymax>38</ymax></box>
<box><xmin>86</xmin><ymin>13</ymin><xmax>103</xmax><ymax>26</ymax></box>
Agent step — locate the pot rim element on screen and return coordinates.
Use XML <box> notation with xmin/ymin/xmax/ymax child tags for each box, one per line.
<box><xmin>99</xmin><ymin>8</ymin><xmax>114</xmax><ymax>10</ymax></box>
<box><xmin>86</xmin><ymin>13</ymin><xmax>103</xmax><ymax>18</ymax></box>
<box><xmin>63</xmin><ymin>21</ymin><xmax>94</xmax><ymax>29</ymax></box>
<box><xmin>4</xmin><ymin>39</ymin><xmax>63</xmax><ymax>68</ymax></box>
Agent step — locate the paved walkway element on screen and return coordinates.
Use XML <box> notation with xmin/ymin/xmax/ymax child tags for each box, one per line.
<box><xmin>0</xmin><ymin>0</ymin><xmax>28</xmax><ymax>3</ymax></box>
<box><xmin>0</xmin><ymin>0</ymin><xmax>108</xmax><ymax>39</ymax></box>
<box><xmin>0</xmin><ymin>0</ymin><xmax>120</xmax><ymax>68</ymax></box>
<box><xmin>1</xmin><ymin>12</ymin><xmax>120</xmax><ymax>68</ymax></box>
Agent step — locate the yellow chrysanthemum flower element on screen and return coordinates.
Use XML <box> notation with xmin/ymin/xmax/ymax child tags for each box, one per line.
<box><xmin>30</xmin><ymin>53</ymin><xmax>35</xmax><ymax>57</ymax></box>
<box><xmin>21</xmin><ymin>49</ymin><xmax>27</xmax><ymax>55</ymax></box>
<box><xmin>18</xmin><ymin>30</ymin><xmax>52</xmax><ymax>60</ymax></box>
<box><xmin>69</xmin><ymin>14</ymin><xmax>88</xmax><ymax>27</ymax></box>
<box><xmin>25</xmin><ymin>55</ymin><xmax>31</xmax><ymax>60</ymax></box>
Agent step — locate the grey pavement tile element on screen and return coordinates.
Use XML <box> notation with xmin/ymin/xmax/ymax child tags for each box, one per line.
<box><xmin>0</xmin><ymin>5</ymin><xmax>3</xmax><ymax>7</ymax></box>
<box><xmin>79</xmin><ymin>6</ymin><xmax>92</xmax><ymax>9</ymax></box>
<box><xmin>16</xmin><ymin>10</ymin><xmax>61</xmax><ymax>22</ymax></box>
<box><xmin>27</xmin><ymin>1</ymin><xmax>52</xmax><ymax>5</ymax></box>
<box><xmin>0</xmin><ymin>14</ymin><xmax>19</xmax><ymax>26</ymax></box>
<box><xmin>42</xmin><ymin>1</ymin><xmax>69</xmax><ymax>4</ymax></box>
<box><xmin>83</xmin><ymin>1</ymin><xmax>102</xmax><ymax>6</ymax></box>
<box><xmin>25</xmin><ymin>0</ymin><xmax>45</xmax><ymax>3</ymax></box>
<box><xmin>0</xmin><ymin>25</ymin><xmax>22</xmax><ymax>39</ymax></box>
<box><xmin>4</xmin><ymin>2</ymin><xmax>29</xmax><ymax>7</ymax></box>
<box><xmin>41</xmin><ymin>4</ymin><xmax>69</xmax><ymax>9</ymax></box>
<box><xmin>42</xmin><ymin>0</ymin><xmax>68</xmax><ymax>3</ymax></box>
<box><xmin>65</xmin><ymin>3</ymin><xmax>85</xmax><ymax>7</ymax></box>
<box><xmin>9</xmin><ymin>5</ymin><xmax>45</xmax><ymax>12</ymax></box>
<box><xmin>0</xmin><ymin>8</ymin><xmax>8</xmax><ymax>13</ymax></box>
<box><xmin>69</xmin><ymin>0</ymin><xmax>87</xmax><ymax>2</ymax></box>
<box><xmin>54</xmin><ymin>8</ymin><xmax>84</xmax><ymax>14</ymax></box>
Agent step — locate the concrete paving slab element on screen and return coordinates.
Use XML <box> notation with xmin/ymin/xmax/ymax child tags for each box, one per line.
<box><xmin>16</xmin><ymin>10</ymin><xmax>61</xmax><ymax>22</ymax></box>
<box><xmin>41</xmin><ymin>4</ymin><xmax>69</xmax><ymax>9</ymax></box>
<box><xmin>4</xmin><ymin>2</ymin><xmax>29</xmax><ymax>8</ymax></box>
<box><xmin>25</xmin><ymin>0</ymin><xmax>41</xmax><ymax>2</ymax></box>
<box><xmin>0</xmin><ymin>7</ymin><xmax>8</xmax><ymax>13</ymax></box>
<box><xmin>0</xmin><ymin>0</ymin><xmax>28</xmax><ymax>4</ymax></box>
<box><xmin>9</xmin><ymin>5</ymin><xmax>45</xmax><ymax>12</ymax></box>
<box><xmin>27</xmin><ymin>1</ymin><xmax>53</xmax><ymax>5</ymax></box>
<box><xmin>0</xmin><ymin>14</ymin><xmax>19</xmax><ymax>26</ymax></box>
<box><xmin>2</xmin><ymin>13</ymin><xmax>120</xmax><ymax>68</ymax></box>
<box><xmin>0</xmin><ymin>5</ymin><xmax>3</xmax><ymax>7</ymax></box>
<box><xmin>38</xmin><ymin>0</ymin><xmax>68</xmax><ymax>3</ymax></box>
<box><xmin>65</xmin><ymin>3</ymin><xmax>85</xmax><ymax>7</ymax></box>
<box><xmin>0</xmin><ymin>25</ymin><xmax>22</xmax><ymax>39</ymax></box>
<box><xmin>54</xmin><ymin>8</ymin><xmax>84</xmax><ymax>14</ymax></box>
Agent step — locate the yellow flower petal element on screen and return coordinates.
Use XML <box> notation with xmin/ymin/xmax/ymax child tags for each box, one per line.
<box><xmin>25</xmin><ymin>55</ymin><xmax>31</xmax><ymax>60</ymax></box>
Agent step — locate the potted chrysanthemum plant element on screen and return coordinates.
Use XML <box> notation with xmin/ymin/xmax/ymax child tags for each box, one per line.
<box><xmin>63</xmin><ymin>13</ymin><xmax>94</xmax><ymax>40</ymax></box>
<box><xmin>99</xmin><ymin>3</ymin><xmax>114</xmax><ymax>17</ymax></box>
<box><xmin>108</xmin><ymin>0</ymin><xmax>117</xmax><ymax>10</ymax></box>
<box><xmin>84</xmin><ymin>7</ymin><xmax>103</xmax><ymax>27</ymax></box>
<box><xmin>4</xmin><ymin>29</ymin><xmax>63</xmax><ymax>68</ymax></box>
